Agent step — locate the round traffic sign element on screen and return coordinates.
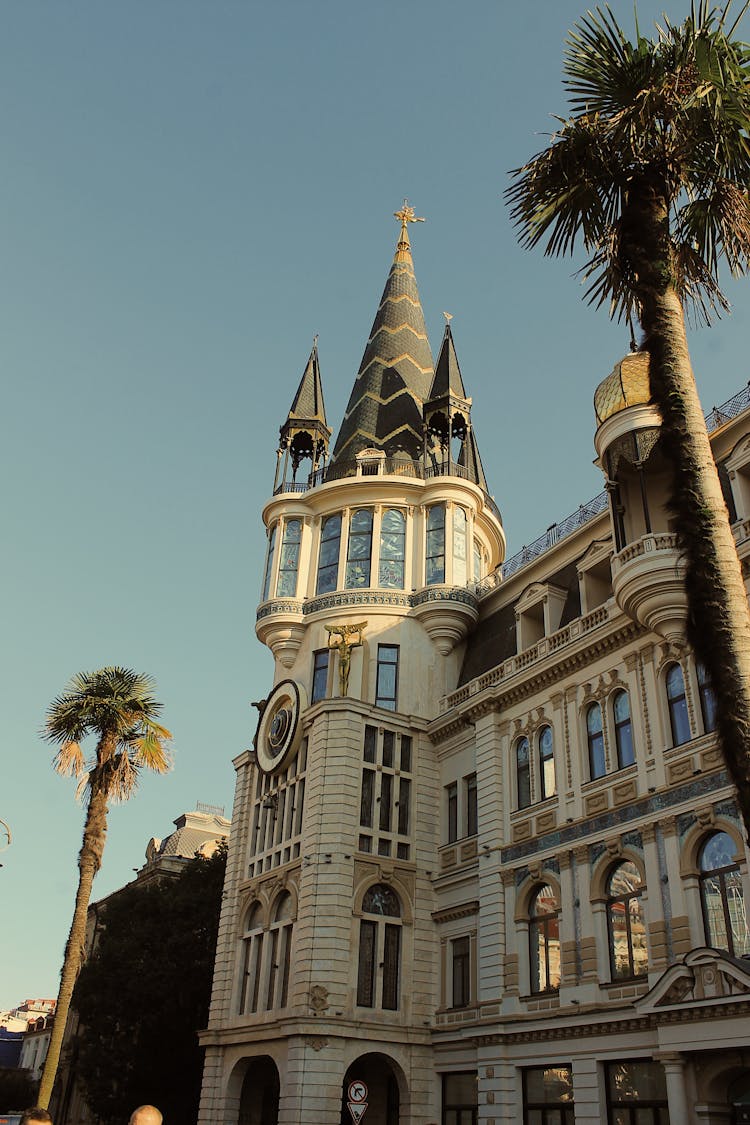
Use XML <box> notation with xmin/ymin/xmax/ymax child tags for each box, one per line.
<box><xmin>348</xmin><ymin>1080</ymin><xmax>368</xmax><ymax>1104</ymax></box>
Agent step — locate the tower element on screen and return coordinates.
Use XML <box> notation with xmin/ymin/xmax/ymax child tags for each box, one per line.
<box><xmin>199</xmin><ymin>207</ymin><xmax>504</xmax><ymax>1125</ymax></box>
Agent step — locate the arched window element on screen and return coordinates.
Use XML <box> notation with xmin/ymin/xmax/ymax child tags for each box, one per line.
<box><xmin>357</xmin><ymin>883</ymin><xmax>402</xmax><ymax>1010</ymax></box>
<box><xmin>587</xmin><ymin>703</ymin><xmax>605</xmax><ymax>779</ymax></box>
<box><xmin>276</xmin><ymin>519</ymin><xmax>302</xmax><ymax>597</ymax></box>
<box><xmin>613</xmin><ymin>690</ymin><xmax>634</xmax><ymax>768</ymax></box>
<box><xmin>239</xmin><ymin>904</ymin><xmax>264</xmax><ymax>1014</ymax></box>
<box><xmin>453</xmin><ymin>506</ymin><xmax>468</xmax><ymax>586</ymax></box>
<box><xmin>529</xmin><ymin>884</ymin><xmax>561</xmax><ymax>993</ymax></box>
<box><xmin>266</xmin><ymin>892</ymin><xmax>294</xmax><ymax>1010</ymax></box>
<box><xmin>697</xmin><ymin>662</ymin><xmax>718</xmax><ymax>734</ymax></box>
<box><xmin>538</xmin><ymin>726</ymin><xmax>556</xmax><ymax>800</ymax></box>
<box><xmin>699</xmin><ymin>832</ymin><xmax>750</xmax><ymax>957</ymax></box>
<box><xmin>516</xmin><ymin>737</ymin><xmax>531</xmax><ymax>809</ymax></box>
<box><xmin>606</xmin><ymin>861</ymin><xmax>648</xmax><ymax>979</ymax></box>
<box><xmin>379</xmin><ymin>509</ymin><xmax>406</xmax><ymax>588</ymax></box>
<box><xmin>261</xmin><ymin>524</ymin><xmax>277</xmax><ymax>601</ymax></box>
<box><xmin>426</xmin><ymin>504</ymin><xmax>446</xmax><ymax>584</ymax></box>
<box><xmin>666</xmin><ymin>663</ymin><xmax>691</xmax><ymax>746</ymax></box>
<box><xmin>346</xmin><ymin>509</ymin><xmax>373</xmax><ymax>588</ymax></box>
<box><xmin>316</xmin><ymin>513</ymin><xmax>342</xmax><ymax>594</ymax></box>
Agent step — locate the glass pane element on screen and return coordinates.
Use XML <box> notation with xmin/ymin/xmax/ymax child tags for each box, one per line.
<box><xmin>362</xmin><ymin>883</ymin><xmax>400</xmax><ymax>917</ymax></box>
<box><xmin>351</xmin><ymin>509</ymin><xmax>372</xmax><ymax>533</ymax></box>
<box><xmin>363</xmin><ymin>725</ymin><xmax>377</xmax><ymax>763</ymax></box>
<box><xmin>727</xmin><ymin>870</ymin><xmax>750</xmax><ymax>954</ymax></box>
<box><xmin>378</xmin><ymin>664</ymin><xmax>397</xmax><ymax>698</ymax></box>
<box><xmin>587</xmin><ymin>703</ymin><xmax>603</xmax><ymax>735</ymax></box>
<box><xmin>356</xmin><ymin>920</ymin><xmax>375</xmax><ymax>1006</ymax></box>
<box><xmin>398</xmin><ymin>777</ymin><xmax>410</xmax><ymax>835</ymax></box>
<box><xmin>360</xmin><ymin>769</ymin><xmax>374</xmax><ymax>828</ymax></box>
<box><xmin>700</xmin><ymin>831</ymin><xmax>736</xmax><ymax>872</ymax></box>
<box><xmin>444</xmin><ymin>1073</ymin><xmax>477</xmax><ymax>1104</ymax></box>
<box><xmin>400</xmin><ymin>735</ymin><xmax>412</xmax><ymax>772</ymax></box>
<box><xmin>382</xmin><ymin>730</ymin><xmax>394</xmax><ymax>767</ymax></box>
<box><xmin>382</xmin><ymin>508</ymin><xmax>405</xmax><ymax>534</ymax></box>
<box><xmin>379</xmin><ymin>773</ymin><xmax>392</xmax><ymax>832</ymax></box>
<box><xmin>311</xmin><ymin>652</ymin><xmax>329</xmax><ymax>704</ymax></box>
<box><xmin>609</xmin><ymin>861</ymin><xmax>642</xmax><ymax>896</ymax></box>
<box><xmin>382</xmin><ymin>924</ymin><xmax>400</xmax><ymax>1010</ymax></box>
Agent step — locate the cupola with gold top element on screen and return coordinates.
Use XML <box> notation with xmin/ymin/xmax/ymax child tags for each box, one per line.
<box><xmin>594</xmin><ymin>351</ymin><xmax>688</xmax><ymax>643</ymax></box>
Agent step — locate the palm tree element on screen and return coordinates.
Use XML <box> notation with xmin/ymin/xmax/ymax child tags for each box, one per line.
<box><xmin>37</xmin><ymin>667</ymin><xmax>171</xmax><ymax>1109</ymax></box>
<box><xmin>507</xmin><ymin>3</ymin><xmax>750</xmax><ymax>841</ymax></box>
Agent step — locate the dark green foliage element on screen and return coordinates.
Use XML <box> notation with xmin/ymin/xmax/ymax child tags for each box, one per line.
<box><xmin>0</xmin><ymin>1066</ymin><xmax>37</xmax><ymax>1111</ymax></box>
<box><xmin>72</xmin><ymin>844</ymin><xmax>226</xmax><ymax>1125</ymax></box>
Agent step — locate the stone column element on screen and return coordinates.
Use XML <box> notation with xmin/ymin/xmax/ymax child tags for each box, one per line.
<box><xmin>475</xmin><ymin>708</ymin><xmax>507</xmax><ymax>1004</ymax></box>
<box><xmin>655</xmin><ymin>1052</ymin><xmax>691</xmax><ymax>1125</ymax></box>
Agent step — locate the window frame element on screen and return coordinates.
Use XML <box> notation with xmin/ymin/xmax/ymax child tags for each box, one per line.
<box><xmin>276</xmin><ymin>518</ymin><xmax>302</xmax><ymax>598</ymax></box>
<box><xmin>612</xmin><ymin>689</ymin><xmax>635</xmax><ymax>769</ymax></box>
<box><xmin>261</xmin><ymin>523</ymin><xmax>278</xmax><ymax>602</ymax></box>
<box><xmin>697</xmin><ymin>662</ymin><xmax>718</xmax><ymax>734</ymax></box>
<box><xmin>522</xmin><ymin>1066</ymin><xmax>575</xmax><ymax>1125</ymax></box>
<box><xmin>378</xmin><ymin>507</ymin><xmax>406</xmax><ymax>589</ymax></box>
<box><xmin>699</xmin><ymin>830</ymin><xmax>750</xmax><ymax>957</ymax></box>
<box><xmin>356</xmin><ymin>883</ymin><xmax>402</xmax><ymax>1011</ymax></box>
<box><xmin>529</xmin><ymin>884</ymin><xmax>561</xmax><ymax>994</ymax></box>
<box><xmin>311</xmin><ymin>649</ymin><xmax>330</xmax><ymax>704</ymax></box>
<box><xmin>516</xmin><ymin>736</ymin><xmax>531</xmax><ymax>809</ymax></box>
<box><xmin>375</xmin><ymin>643</ymin><xmax>399</xmax><ymax>711</ymax></box>
<box><xmin>666</xmin><ymin>662</ymin><xmax>691</xmax><ymax>746</ymax></box>
<box><xmin>316</xmin><ymin>513</ymin><xmax>342</xmax><ymax>595</ymax></box>
<box><xmin>426</xmin><ymin>503</ymin><xmax>446</xmax><ymax>585</ymax></box>
<box><xmin>451</xmin><ymin>935</ymin><xmax>472</xmax><ymax>1009</ymax></box>
<box><xmin>586</xmin><ymin>702</ymin><xmax>606</xmax><ymax>779</ymax></box>
<box><xmin>606</xmin><ymin>860</ymin><xmax>648</xmax><ymax>981</ymax></box>
<box><xmin>538</xmin><ymin>725</ymin><xmax>556</xmax><ymax>800</ymax></box>
<box><xmin>345</xmin><ymin>507</ymin><xmax>374</xmax><ymax>588</ymax></box>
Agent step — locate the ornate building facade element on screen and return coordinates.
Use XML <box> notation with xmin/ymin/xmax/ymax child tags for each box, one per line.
<box><xmin>198</xmin><ymin>208</ymin><xmax>750</xmax><ymax>1124</ymax></box>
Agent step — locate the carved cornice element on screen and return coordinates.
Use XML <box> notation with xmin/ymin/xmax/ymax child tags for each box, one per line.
<box><xmin>431</xmin><ymin>900</ymin><xmax>480</xmax><ymax>924</ymax></box>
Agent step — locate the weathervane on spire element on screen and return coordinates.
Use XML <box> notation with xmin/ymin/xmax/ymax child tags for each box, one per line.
<box><xmin>394</xmin><ymin>198</ymin><xmax>425</xmax><ymax>231</ymax></box>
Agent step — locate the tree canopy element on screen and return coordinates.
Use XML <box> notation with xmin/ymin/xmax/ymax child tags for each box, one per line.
<box><xmin>71</xmin><ymin>845</ymin><xmax>226</xmax><ymax>1125</ymax></box>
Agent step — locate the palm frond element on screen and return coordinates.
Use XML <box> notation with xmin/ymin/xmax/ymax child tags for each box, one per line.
<box><xmin>53</xmin><ymin>740</ymin><xmax>85</xmax><ymax>778</ymax></box>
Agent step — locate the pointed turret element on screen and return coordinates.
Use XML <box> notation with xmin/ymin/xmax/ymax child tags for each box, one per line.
<box><xmin>331</xmin><ymin>202</ymin><xmax>434</xmax><ymax>463</ymax></box>
<box><xmin>424</xmin><ymin>320</ymin><xmax>486</xmax><ymax>488</ymax></box>
<box><xmin>274</xmin><ymin>339</ymin><xmax>331</xmax><ymax>492</ymax></box>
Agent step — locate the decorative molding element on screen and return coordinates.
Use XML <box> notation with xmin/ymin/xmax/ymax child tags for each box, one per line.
<box><xmin>431</xmin><ymin>900</ymin><xmax>480</xmax><ymax>924</ymax></box>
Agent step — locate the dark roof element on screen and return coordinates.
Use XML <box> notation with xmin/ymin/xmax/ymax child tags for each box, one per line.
<box><xmin>428</xmin><ymin>324</ymin><xmax>468</xmax><ymax>401</ymax></box>
<box><xmin>287</xmin><ymin>341</ymin><xmax>327</xmax><ymax>427</ymax></box>
<box><xmin>332</xmin><ymin>230</ymin><xmax>433</xmax><ymax>462</ymax></box>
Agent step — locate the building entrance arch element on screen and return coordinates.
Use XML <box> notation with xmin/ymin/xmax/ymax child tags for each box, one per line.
<box><xmin>340</xmin><ymin>1053</ymin><xmax>402</xmax><ymax>1125</ymax></box>
<box><xmin>238</xmin><ymin>1055</ymin><xmax>280</xmax><ymax>1125</ymax></box>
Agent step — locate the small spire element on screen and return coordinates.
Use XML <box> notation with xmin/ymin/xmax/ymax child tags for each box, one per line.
<box><xmin>393</xmin><ymin>198</ymin><xmax>425</xmax><ymax>261</ymax></box>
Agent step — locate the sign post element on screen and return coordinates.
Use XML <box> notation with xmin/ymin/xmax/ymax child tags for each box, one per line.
<box><xmin>347</xmin><ymin>1080</ymin><xmax>368</xmax><ymax>1124</ymax></box>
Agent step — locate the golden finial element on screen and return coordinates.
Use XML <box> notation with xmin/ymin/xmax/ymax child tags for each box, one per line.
<box><xmin>394</xmin><ymin>198</ymin><xmax>425</xmax><ymax>258</ymax></box>
<box><xmin>443</xmin><ymin>311</ymin><xmax>453</xmax><ymax>323</ymax></box>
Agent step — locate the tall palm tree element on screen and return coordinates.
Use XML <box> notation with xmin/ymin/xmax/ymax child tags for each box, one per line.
<box><xmin>38</xmin><ymin>667</ymin><xmax>171</xmax><ymax>1109</ymax></box>
<box><xmin>507</xmin><ymin>3</ymin><xmax>750</xmax><ymax>839</ymax></box>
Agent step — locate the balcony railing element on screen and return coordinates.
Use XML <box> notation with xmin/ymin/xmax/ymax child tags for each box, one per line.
<box><xmin>274</xmin><ymin>457</ymin><xmax>502</xmax><ymax>523</ymax></box>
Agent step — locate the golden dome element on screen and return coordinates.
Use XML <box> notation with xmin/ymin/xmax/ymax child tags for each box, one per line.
<box><xmin>594</xmin><ymin>352</ymin><xmax>651</xmax><ymax>424</ymax></box>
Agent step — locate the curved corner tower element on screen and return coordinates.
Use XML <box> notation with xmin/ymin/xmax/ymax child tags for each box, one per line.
<box><xmin>199</xmin><ymin>208</ymin><xmax>504</xmax><ymax>1125</ymax></box>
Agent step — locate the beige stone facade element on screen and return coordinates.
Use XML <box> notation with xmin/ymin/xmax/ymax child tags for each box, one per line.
<box><xmin>198</xmin><ymin>222</ymin><xmax>750</xmax><ymax>1124</ymax></box>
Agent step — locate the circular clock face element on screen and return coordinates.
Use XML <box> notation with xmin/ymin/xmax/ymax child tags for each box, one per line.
<box><xmin>255</xmin><ymin>679</ymin><xmax>307</xmax><ymax>774</ymax></box>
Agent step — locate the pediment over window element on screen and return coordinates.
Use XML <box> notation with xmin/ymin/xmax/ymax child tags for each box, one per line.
<box><xmin>637</xmin><ymin>947</ymin><xmax>750</xmax><ymax>1012</ymax></box>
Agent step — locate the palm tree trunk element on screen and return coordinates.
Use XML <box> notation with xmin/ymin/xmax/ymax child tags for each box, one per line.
<box><xmin>38</xmin><ymin>786</ymin><xmax>109</xmax><ymax>1109</ymax></box>
<box><xmin>627</xmin><ymin>188</ymin><xmax>750</xmax><ymax>843</ymax></box>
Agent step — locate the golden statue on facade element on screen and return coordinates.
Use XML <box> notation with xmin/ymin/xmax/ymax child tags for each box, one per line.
<box><xmin>325</xmin><ymin>621</ymin><xmax>367</xmax><ymax>696</ymax></box>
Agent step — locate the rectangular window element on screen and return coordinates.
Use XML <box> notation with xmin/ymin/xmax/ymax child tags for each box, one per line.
<box><xmin>451</xmin><ymin>936</ymin><xmax>471</xmax><ymax>1008</ymax></box>
<box><xmin>605</xmin><ymin>1060</ymin><xmax>668</xmax><ymax>1124</ymax></box>
<box><xmin>522</xmin><ymin>1067</ymin><xmax>575</xmax><ymax>1124</ymax></box>
<box><xmin>357</xmin><ymin>920</ymin><xmax>376</xmax><ymax>1006</ymax></box>
<box><xmin>447</xmin><ymin>782</ymin><xmax>458</xmax><ymax>843</ymax></box>
<box><xmin>364</xmin><ymin>724</ymin><xmax>377</xmax><ymax>763</ymax></box>
<box><xmin>398</xmin><ymin>777</ymin><xmax>411</xmax><ymax>836</ymax></box>
<box><xmin>360</xmin><ymin>769</ymin><xmax>375</xmax><ymax>828</ymax></box>
<box><xmin>376</xmin><ymin>645</ymin><xmax>399</xmax><ymax>710</ymax></box>
<box><xmin>383</xmin><ymin>729</ymin><xmax>395</xmax><ymax>767</ymax></box>
<box><xmin>465</xmin><ymin>774</ymin><xmax>478</xmax><ymax>837</ymax></box>
<box><xmin>400</xmin><ymin>734</ymin><xmax>412</xmax><ymax>772</ymax></box>
<box><xmin>311</xmin><ymin>650</ymin><xmax>329</xmax><ymax>704</ymax></box>
<box><xmin>442</xmin><ymin>1072</ymin><xmax>478</xmax><ymax>1125</ymax></box>
<box><xmin>379</xmin><ymin>773</ymin><xmax>393</xmax><ymax>832</ymax></box>
<box><xmin>382</xmin><ymin>924</ymin><xmax>401</xmax><ymax>1010</ymax></box>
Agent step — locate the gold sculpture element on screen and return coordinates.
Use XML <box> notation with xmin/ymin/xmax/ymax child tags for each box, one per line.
<box><xmin>325</xmin><ymin>621</ymin><xmax>367</xmax><ymax>696</ymax></box>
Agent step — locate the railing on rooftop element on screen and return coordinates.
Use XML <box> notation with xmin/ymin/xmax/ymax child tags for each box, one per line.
<box><xmin>275</xmin><ymin>456</ymin><xmax>502</xmax><ymax>523</ymax></box>
<box><xmin>499</xmin><ymin>379</ymin><xmax>750</xmax><ymax>583</ymax></box>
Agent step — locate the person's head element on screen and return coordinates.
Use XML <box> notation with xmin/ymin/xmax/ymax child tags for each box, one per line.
<box><xmin>20</xmin><ymin>1110</ymin><xmax>53</xmax><ymax>1125</ymax></box>
<box><xmin>129</xmin><ymin>1107</ymin><xmax>162</xmax><ymax>1125</ymax></box>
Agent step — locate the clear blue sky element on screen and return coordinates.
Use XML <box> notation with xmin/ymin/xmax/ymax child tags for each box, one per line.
<box><xmin>2</xmin><ymin>0</ymin><xmax>748</xmax><ymax>1007</ymax></box>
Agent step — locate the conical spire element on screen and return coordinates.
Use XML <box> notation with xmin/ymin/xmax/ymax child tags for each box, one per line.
<box><xmin>429</xmin><ymin>321</ymin><xmax>468</xmax><ymax>401</ymax></box>
<box><xmin>286</xmin><ymin>338</ymin><xmax>328</xmax><ymax>429</ymax></box>
<box><xmin>276</xmin><ymin>339</ymin><xmax>331</xmax><ymax>489</ymax></box>
<box><xmin>331</xmin><ymin>203</ymin><xmax>434</xmax><ymax>463</ymax></box>
<box><xmin>458</xmin><ymin>428</ymin><xmax>488</xmax><ymax>491</ymax></box>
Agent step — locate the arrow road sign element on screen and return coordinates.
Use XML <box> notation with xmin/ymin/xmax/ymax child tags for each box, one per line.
<box><xmin>348</xmin><ymin>1081</ymin><xmax>368</xmax><ymax>1103</ymax></box>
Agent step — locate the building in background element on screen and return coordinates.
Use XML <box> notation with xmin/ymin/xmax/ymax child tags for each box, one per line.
<box><xmin>198</xmin><ymin>210</ymin><xmax>750</xmax><ymax>1125</ymax></box>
